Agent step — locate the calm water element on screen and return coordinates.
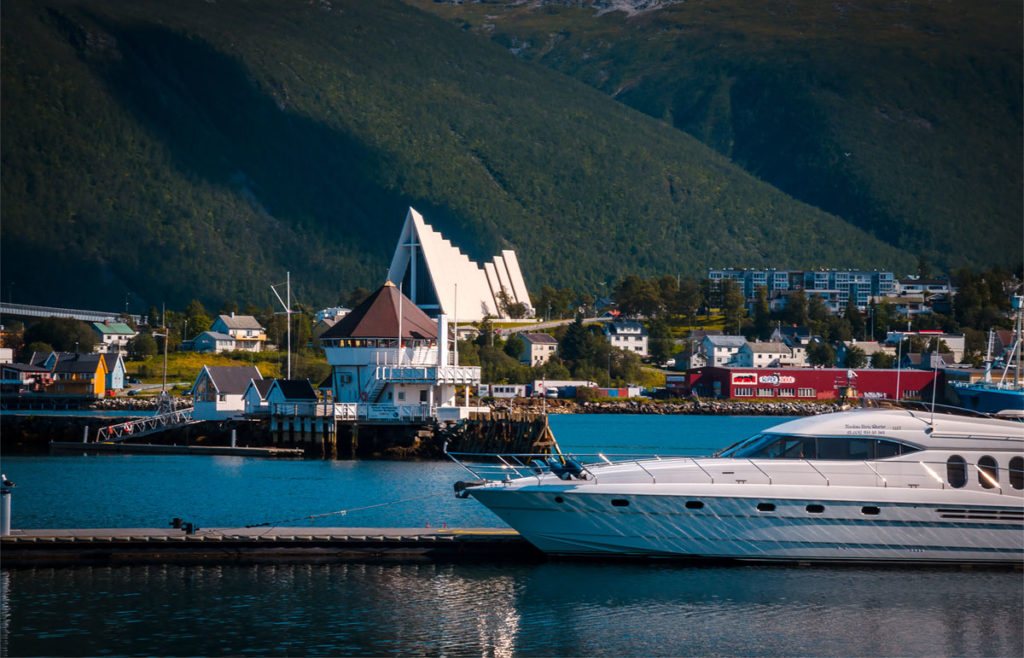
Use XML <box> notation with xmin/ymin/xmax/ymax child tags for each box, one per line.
<box><xmin>2</xmin><ymin>415</ymin><xmax>1022</xmax><ymax>657</ymax></box>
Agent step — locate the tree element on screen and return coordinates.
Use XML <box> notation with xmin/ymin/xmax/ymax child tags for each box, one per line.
<box><xmin>656</xmin><ymin>275</ymin><xmax>678</xmax><ymax>313</ymax></box>
<box><xmin>753</xmin><ymin>286</ymin><xmax>772</xmax><ymax>340</ymax></box>
<box><xmin>558</xmin><ymin>316</ymin><xmax>591</xmax><ymax>363</ymax></box>
<box><xmin>497</xmin><ymin>289</ymin><xmax>529</xmax><ymax>319</ymax></box>
<box><xmin>675</xmin><ymin>278</ymin><xmax>702</xmax><ymax>326</ymax></box>
<box><xmin>185</xmin><ymin>299</ymin><xmax>212</xmax><ymax>333</ymax></box>
<box><xmin>873</xmin><ymin>299</ymin><xmax>897</xmax><ymax>341</ymax></box>
<box><xmin>647</xmin><ymin>318</ymin><xmax>674</xmax><ymax>364</ymax></box>
<box><xmin>844</xmin><ymin>345</ymin><xmax>867</xmax><ymax>368</ymax></box>
<box><xmin>807</xmin><ymin>341</ymin><xmax>835</xmax><ymax>367</ymax></box>
<box><xmin>503</xmin><ymin>334</ymin><xmax>525</xmax><ymax>360</ymax></box>
<box><xmin>870</xmin><ymin>352</ymin><xmax>895</xmax><ymax>368</ymax></box>
<box><xmin>844</xmin><ymin>299</ymin><xmax>866</xmax><ymax>340</ymax></box>
<box><xmin>23</xmin><ymin>341</ymin><xmax>54</xmax><ymax>360</ymax></box>
<box><xmin>126</xmin><ymin>332</ymin><xmax>158</xmax><ymax>360</ymax></box>
<box><xmin>783</xmin><ymin>289</ymin><xmax>809</xmax><ymax>327</ymax></box>
<box><xmin>23</xmin><ymin>317</ymin><xmax>96</xmax><ymax>353</ymax></box>
<box><xmin>345</xmin><ymin>286</ymin><xmax>370</xmax><ymax>309</ymax></box>
<box><xmin>614</xmin><ymin>275</ymin><xmax>661</xmax><ymax>318</ymax></box>
<box><xmin>720</xmin><ymin>279</ymin><xmax>746</xmax><ymax>334</ymax></box>
<box><xmin>917</xmin><ymin>255</ymin><xmax>931</xmax><ymax>280</ymax></box>
<box><xmin>475</xmin><ymin>316</ymin><xmax>497</xmax><ymax>348</ymax></box>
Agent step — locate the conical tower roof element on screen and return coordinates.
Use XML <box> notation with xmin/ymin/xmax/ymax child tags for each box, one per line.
<box><xmin>321</xmin><ymin>281</ymin><xmax>437</xmax><ymax>340</ymax></box>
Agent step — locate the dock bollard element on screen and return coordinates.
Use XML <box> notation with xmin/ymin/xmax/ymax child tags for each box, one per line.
<box><xmin>231</xmin><ymin>429</ymin><xmax>237</xmax><ymax>448</ymax></box>
<box><xmin>1</xmin><ymin>488</ymin><xmax>11</xmax><ymax>536</ymax></box>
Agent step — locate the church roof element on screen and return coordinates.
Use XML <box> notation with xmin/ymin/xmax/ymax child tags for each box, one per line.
<box><xmin>321</xmin><ymin>281</ymin><xmax>437</xmax><ymax>340</ymax></box>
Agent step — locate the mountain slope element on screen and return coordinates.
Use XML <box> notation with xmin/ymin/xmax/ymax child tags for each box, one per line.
<box><xmin>1</xmin><ymin>0</ymin><xmax>912</xmax><ymax>311</ymax></box>
<box><xmin>411</xmin><ymin>0</ymin><xmax>1023</xmax><ymax>272</ymax></box>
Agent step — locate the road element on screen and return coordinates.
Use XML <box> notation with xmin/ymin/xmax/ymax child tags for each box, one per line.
<box><xmin>497</xmin><ymin>317</ymin><xmax>605</xmax><ymax>335</ymax></box>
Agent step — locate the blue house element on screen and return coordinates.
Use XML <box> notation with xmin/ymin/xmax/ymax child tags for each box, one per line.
<box><xmin>101</xmin><ymin>353</ymin><xmax>126</xmax><ymax>391</ymax></box>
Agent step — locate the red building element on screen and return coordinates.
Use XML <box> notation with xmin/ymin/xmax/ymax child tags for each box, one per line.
<box><xmin>667</xmin><ymin>367</ymin><xmax>941</xmax><ymax>402</ymax></box>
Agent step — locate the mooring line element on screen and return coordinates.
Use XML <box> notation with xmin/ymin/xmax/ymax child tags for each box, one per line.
<box><xmin>214</xmin><ymin>491</ymin><xmax>452</xmax><ymax>535</ymax></box>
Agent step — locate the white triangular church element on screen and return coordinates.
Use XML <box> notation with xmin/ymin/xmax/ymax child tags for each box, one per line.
<box><xmin>386</xmin><ymin>207</ymin><xmax>534</xmax><ymax>323</ymax></box>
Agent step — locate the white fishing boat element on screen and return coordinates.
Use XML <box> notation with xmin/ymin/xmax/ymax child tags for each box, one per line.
<box><xmin>448</xmin><ymin>406</ymin><xmax>1024</xmax><ymax>564</ymax></box>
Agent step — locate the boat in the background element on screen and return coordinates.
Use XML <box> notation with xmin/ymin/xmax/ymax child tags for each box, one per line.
<box><xmin>953</xmin><ymin>293</ymin><xmax>1023</xmax><ymax>415</ymax></box>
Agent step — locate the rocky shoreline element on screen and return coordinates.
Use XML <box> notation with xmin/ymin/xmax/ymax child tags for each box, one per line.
<box><xmin>86</xmin><ymin>395</ymin><xmax>846</xmax><ymax>416</ymax></box>
<box><xmin>488</xmin><ymin>398</ymin><xmax>850</xmax><ymax>416</ymax></box>
<box><xmin>90</xmin><ymin>396</ymin><xmax>193</xmax><ymax>412</ymax></box>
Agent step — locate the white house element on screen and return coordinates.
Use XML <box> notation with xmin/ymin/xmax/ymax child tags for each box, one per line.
<box><xmin>210</xmin><ymin>314</ymin><xmax>267</xmax><ymax>352</ymax></box>
<box><xmin>702</xmin><ymin>335</ymin><xmax>748</xmax><ymax>366</ymax></box>
<box><xmin>519</xmin><ymin>332</ymin><xmax>559</xmax><ymax>366</ymax></box>
<box><xmin>193</xmin><ymin>331</ymin><xmax>236</xmax><ymax>353</ymax></box>
<box><xmin>266</xmin><ymin>379</ymin><xmax>319</xmax><ymax>415</ymax></box>
<box><xmin>320</xmin><ymin>281</ymin><xmax>483</xmax><ymax>422</ymax></box>
<box><xmin>315</xmin><ymin>306</ymin><xmax>350</xmax><ymax>323</ymax></box>
<box><xmin>736</xmin><ymin>342</ymin><xmax>792</xmax><ymax>368</ymax></box>
<box><xmin>243</xmin><ymin>378</ymin><xmax>275</xmax><ymax>416</ymax></box>
<box><xmin>884</xmin><ymin>331</ymin><xmax>966</xmax><ymax>362</ymax></box>
<box><xmin>90</xmin><ymin>321</ymin><xmax>136</xmax><ymax>354</ymax></box>
<box><xmin>190</xmin><ymin>365</ymin><xmax>262</xmax><ymax>420</ymax></box>
<box><xmin>604</xmin><ymin>322</ymin><xmax>649</xmax><ymax>356</ymax></box>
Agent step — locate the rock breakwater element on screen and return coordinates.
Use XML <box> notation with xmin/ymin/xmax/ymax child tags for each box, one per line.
<box><xmin>488</xmin><ymin>398</ymin><xmax>849</xmax><ymax>416</ymax></box>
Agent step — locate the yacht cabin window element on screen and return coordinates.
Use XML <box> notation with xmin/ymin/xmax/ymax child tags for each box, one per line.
<box><xmin>1010</xmin><ymin>457</ymin><xmax>1024</xmax><ymax>490</ymax></box>
<box><xmin>946</xmin><ymin>455</ymin><xmax>967</xmax><ymax>488</ymax></box>
<box><xmin>717</xmin><ymin>433</ymin><xmax>921</xmax><ymax>460</ymax></box>
<box><xmin>977</xmin><ymin>456</ymin><xmax>998</xmax><ymax>489</ymax></box>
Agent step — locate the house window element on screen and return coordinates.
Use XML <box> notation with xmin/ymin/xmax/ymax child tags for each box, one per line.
<box><xmin>757</xmin><ymin>388</ymin><xmax>773</xmax><ymax>397</ymax></box>
<box><xmin>397</xmin><ymin>391</ymin><xmax>405</xmax><ymax>401</ymax></box>
<box><xmin>734</xmin><ymin>387</ymin><xmax>753</xmax><ymax>397</ymax></box>
<box><xmin>797</xmin><ymin>388</ymin><xmax>815</xmax><ymax>397</ymax></box>
<box><xmin>779</xmin><ymin>388</ymin><xmax>795</xmax><ymax>397</ymax></box>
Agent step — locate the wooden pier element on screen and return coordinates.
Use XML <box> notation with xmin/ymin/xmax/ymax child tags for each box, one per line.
<box><xmin>0</xmin><ymin>527</ymin><xmax>541</xmax><ymax>566</ymax></box>
<box><xmin>48</xmin><ymin>442</ymin><xmax>305</xmax><ymax>457</ymax></box>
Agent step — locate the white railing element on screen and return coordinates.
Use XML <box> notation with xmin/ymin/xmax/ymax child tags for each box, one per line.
<box><xmin>270</xmin><ymin>401</ymin><xmax>336</xmax><ymax>417</ymax></box>
<box><xmin>445</xmin><ymin>451</ymin><xmax>1024</xmax><ymax>497</ymax></box>
<box><xmin>96</xmin><ymin>408</ymin><xmax>194</xmax><ymax>442</ymax></box>
<box><xmin>369</xmin><ymin>365</ymin><xmax>481</xmax><ymax>384</ymax></box>
<box><xmin>332</xmin><ymin>402</ymin><xmax>437</xmax><ymax>423</ymax></box>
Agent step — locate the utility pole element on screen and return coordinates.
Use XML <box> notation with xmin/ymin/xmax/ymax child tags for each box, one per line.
<box><xmin>151</xmin><ymin>304</ymin><xmax>169</xmax><ymax>392</ymax></box>
<box><xmin>271</xmin><ymin>272</ymin><xmax>294</xmax><ymax>379</ymax></box>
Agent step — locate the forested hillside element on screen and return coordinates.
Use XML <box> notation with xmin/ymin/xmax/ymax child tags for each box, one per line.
<box><xmin>3</xmin><ymin>0</ymin><xmax>913</xmax><ymax>311</ymax></box>
<box><xmin>412</xmin><ymin>0</ymin><xmax>1023</xmax><ymax>273</ymax></box>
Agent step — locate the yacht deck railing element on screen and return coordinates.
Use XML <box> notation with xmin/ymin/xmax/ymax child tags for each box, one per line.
<box><xmin>445</xmin><ymin>450</ymin><xmax>1023</xmax><ymax>497</ymax></box>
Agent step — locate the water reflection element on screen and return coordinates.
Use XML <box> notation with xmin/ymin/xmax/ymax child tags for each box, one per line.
<box><xmin>4</xmin><ymin>562</ymin><xmax>1021</xmax><ymax>657</ymax></box>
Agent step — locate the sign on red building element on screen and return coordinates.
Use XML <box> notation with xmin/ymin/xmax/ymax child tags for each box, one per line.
<box><xmin>680</xmin><ymin>367</ymin><xmax>940</xmax><ymax>402</ymax></box>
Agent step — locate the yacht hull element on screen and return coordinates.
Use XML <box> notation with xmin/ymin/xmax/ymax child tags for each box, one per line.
<box><xmin>470</xmin><ymin>487</ymin><xmax>1024</xmax><ymax>564</ymax></box>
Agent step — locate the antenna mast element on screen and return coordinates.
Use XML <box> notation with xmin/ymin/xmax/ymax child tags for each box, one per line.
<box><xmin>270</xmin><ymin>272</ymin><xmax>294</xmax><ymax>379</ymax></box>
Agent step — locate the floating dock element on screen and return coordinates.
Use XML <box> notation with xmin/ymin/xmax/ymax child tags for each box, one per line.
<box><xmin>0</xmin><ymin>527</ymin><xmax>541</xmax><ymax>566</ymax></box>
<box><xmin>48</xmin><ymin>442</ymin><xmax>305</xmax><ymax>457</ymax></box>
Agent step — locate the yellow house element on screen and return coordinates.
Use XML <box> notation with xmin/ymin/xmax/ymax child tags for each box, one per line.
<box><xmin>46</xmin><ymin>352</ymin><xmax>110</xmax><ymax>397</ymax></box>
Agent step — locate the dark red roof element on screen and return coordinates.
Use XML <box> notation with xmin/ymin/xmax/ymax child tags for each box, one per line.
<box><xmin>321</xmin><ymin>281</ymin><xmax>437</xmax><ymax>340</ymax></box>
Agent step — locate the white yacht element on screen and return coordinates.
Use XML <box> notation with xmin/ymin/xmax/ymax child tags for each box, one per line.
<box><xmin>449</xmin><ymin>407</ymin><xmax>1024</xmax><ymax>564</ymax></box>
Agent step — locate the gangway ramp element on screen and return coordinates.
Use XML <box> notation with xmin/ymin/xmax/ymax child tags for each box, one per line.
<box><xmin>96</xmin><ymin>408</ymin><xmax>197</xmax><ymax>442</ymax></box>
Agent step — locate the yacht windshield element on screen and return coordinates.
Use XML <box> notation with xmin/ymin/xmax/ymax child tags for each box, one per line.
<box><xmin>718</xmin><ymin>433</ymin><xmax>921</xmax><ymax>460</ymax></box>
